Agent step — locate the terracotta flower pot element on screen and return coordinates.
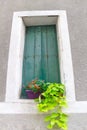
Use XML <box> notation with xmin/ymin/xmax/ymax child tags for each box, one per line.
<box><xmin>26</xmin><ymin>90</ymin><xmax>41</xmax><ymax>99</ymax></box>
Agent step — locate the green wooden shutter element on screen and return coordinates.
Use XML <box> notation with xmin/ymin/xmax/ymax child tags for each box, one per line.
<box><xmin>22</xmin><ymin>25</ymin><xmax>60</xmax><ymax>87</ymax></box>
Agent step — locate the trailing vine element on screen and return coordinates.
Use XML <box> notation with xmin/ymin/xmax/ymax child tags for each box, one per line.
<box><xmin>35</xmin><ymin>83</ymin><xmax>68</xmax><ymax>130</ymax></box>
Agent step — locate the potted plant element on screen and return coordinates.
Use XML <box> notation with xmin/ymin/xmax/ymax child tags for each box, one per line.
<box><xmin>35</xmin><ymin>83</ymin><xmax>68</xmax><ymax>130</ymax></box>
<box><xmin>24</xmin><ymin>79</ymin><xmax>48</xmax><ymax>99</ymax></box>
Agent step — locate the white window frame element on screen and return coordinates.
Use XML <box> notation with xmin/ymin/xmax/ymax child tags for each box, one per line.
<box><xmin>5</xmin><ymin>10</ymin><xmax>75</xmax><ymax>103</ymax></box>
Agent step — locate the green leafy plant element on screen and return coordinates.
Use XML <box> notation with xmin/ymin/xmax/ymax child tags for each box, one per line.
<box><xmin>35</xmin><ymin>83</ymin><xmax>68</xmax><ymax>130</ymax></box>
<box><xmin>21</xmin><ymin>79</ymin><xmax>50</xmax><ymax>99</ymax></box>
<box><xmin>25</xmin><ymin>79</ymin><xmax>46</xmax><ymax>92</ymax></box>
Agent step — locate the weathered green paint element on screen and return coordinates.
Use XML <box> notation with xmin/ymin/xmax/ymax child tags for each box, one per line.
<box><xmin>22</xmin><ymin>25</ymin><xmax>60</xmax><ymax>87</ymax></box>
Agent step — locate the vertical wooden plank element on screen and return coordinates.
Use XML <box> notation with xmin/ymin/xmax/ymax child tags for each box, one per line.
<box><xmin>47</xmin><ymin>25</ymin><xmax>60</xmax><ymax>82</ymax></box>
<box><xmin>22</xmin><ymin>27</ymin><xmax>35</xmax><ymax>86</ymax></box>
<box><xmin>34</xmin><ymin>26</ymin><xmax>41</xmax><ymax>79</ymax></box>
<box><xmin>41</xmin><ymin>26</ymin><xmax>48</xmax><ymax>82</ymax></box>
<box><xmin>24</xmin><ymin>27</ymin><xmax>35</xmax><ymax>57</ymax></box>
<box><xmin>23</xmin><ymin>57</ymin><xmax>35</xmax><ymax>85</ymax></box>
<box><xmin>47</xmin><ymin>25</ymin><xmax>57</xmax><ymax>55</ymax></box>
<box><xmin>54</xmin><ymin>26</ymin><xmax>61</xmax><ymax>82</ymax></box>
<box><xmin>47</xmin><ymin>56</ymin><xmax>60</xmax><ymax>82</ymax></box>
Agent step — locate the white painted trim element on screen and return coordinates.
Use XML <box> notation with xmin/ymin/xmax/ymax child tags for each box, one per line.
<box><xmin>5</xmin><ymin>14</ymin><xmax>25</xmax><ymax>101</ymax></box>
<box><xmin>14</xmin><ymin>10</ymin><xmax>66</xmax><ymax>17</ymax></box>
<box><xmin>57</xmin><ymin>12</ymin><xmax>75</xmax><ymax>101</ymax></box>
<box><xmin>6</xmin><ymin>10</ymin><xmax>75</xmax><ymax>103</ymax></box>
<box><xmin>64</xmin><ymin>101</ymin><xmax>87</xmax><ymax>113</ymax></box>
<box><xmin>0</xmin><ymin>101</ymin><xmax>87</xmax><ymax>114</ymax></box>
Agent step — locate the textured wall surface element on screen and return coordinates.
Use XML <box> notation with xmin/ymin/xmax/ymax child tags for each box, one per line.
<box><xmin>0</xmin><ymin>0</ymin><xmax>87</xmax><ymax>101</ymax></box>
<box><xmin>0</xmin><ymin>1</ymin><xmax>87</xmax><ymax>129</ymax></box>
<box><xmin>0</xmin><ymin>114</ymin><xmax>87</xmax><ymax>130</ymax></box>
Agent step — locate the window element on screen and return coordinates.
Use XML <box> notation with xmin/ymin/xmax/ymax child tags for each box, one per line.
<box><xmin>5</xmin><ymin>11</ymin><xmax>75</xmax><ymax>103</ymax></box>
<box><xmin>21</xmin><ymin>25</ymin><xmax>61</xmax><ymax>98</ymax></box>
